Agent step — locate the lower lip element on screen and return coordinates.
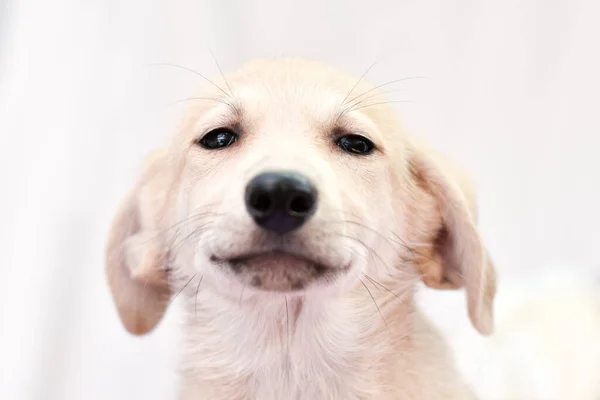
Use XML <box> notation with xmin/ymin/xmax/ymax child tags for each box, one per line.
<box><xmin>231</xmin><ymin>251</ymin><xmax>319</xmax><ymax>270</ymax></box>
<box><xmin>216</xmin><ymin>251</ymin><xmax>343</xmax><ymax>292</ymax></box>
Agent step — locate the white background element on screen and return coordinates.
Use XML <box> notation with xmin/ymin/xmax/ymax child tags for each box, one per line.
<box><xmin>0</xmin><ymin>1</ymin><xmax>599</xmax><ymax>399</ymax></box>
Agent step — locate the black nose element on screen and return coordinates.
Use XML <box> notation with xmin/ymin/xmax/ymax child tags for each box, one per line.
<box><xmin>245</xmin><ymin>172</ymin><xmax>318</xmax><ymax>234</ymax></box>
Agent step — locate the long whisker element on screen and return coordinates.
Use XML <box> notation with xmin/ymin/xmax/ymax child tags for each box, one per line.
<box><xmin>331</xmin><ymin>218</ymin><xmax>439</xmax><ymax>265</ymax></box>
<box><xmin>239</xmin><ymin>285</ymin><xmax>246</xmax><ymax>307</ymax></box>
<box><xmin>162</xmin><ymin>209</ymin><xmax>222</xmax><ymax>235</ymax></box>
<box><xmin>285</xmin><ymin>296</ymin><xmax>290</xmax><ymax>349</ymax></box>
<box><xmin>341</xmin><ymin>59</ymin><xmax>380</xmax><ymax>106</ymax></box>
<box><xmin>194</xmin><ymin>276</ymin><xmax>203</xmax><ymax>317</ymax></box>
<box><xmin>358</xmin><ymin>277</ymin><xmax>389</xmax><ymax>331</ymax></box>
<box><xmin>166</xmin><ymin>221</ymin><xmax>216</xmax><ymax>261</ymax></box>
<box><xmin>349</xmin><ymin>100</ymin><xmax>418</xmax><ymax>113</ymax></box>
<box><xmin>344</xmin><ymin>87</ymin><xmax>407</xmax><ymax>110</ymax></box>
<box><xmin>162</xmin><ymin>208</ymin><xmax>229</xmax><ymax>252</ymax></box>
<box><xmin>364</xmin><ymin>273</ymin><xmax>382</xmax><ymax>292</ymax></box>
<box><xmin>149</xmin><ymin>62</ymin><xmax>231</xmax><ymax>98</ymax></box>
<box><xmin>362</xmin><ymin>273</ymin><xmax>403</xmax><ymax>300</ymax></box>
<box><xmin>388</xmin><ymin>231</ymin><xmax>439</xmax><ymax>265</ymax></box>
<box><xmin>319</xmin><ymin>218</ymin><xmax>423</xmax><ymax>264</ymax></box>
<box><xmin>319</xmin><ymin>219</ymin><xmax>401</xmax><ymax>248</ymax></box>
<box><xmin>208</xmin><ymin>47</ymin><xmax>234</xmax><ymax>98</ymax></box>
<box><xmin>168</xmin><ymin>96</ymin><xmax>232</xmax><ymax>108</ymax></box>
<box><xmin>338</xmin><ymin>233</ymin><xmax>409</xmax><ymax>275</ymax></box>
<box><xmin>169</xmin><ymin>274</ymin><xmax>197</xmax><ymax>307</ymax></box>
<box><xmin>129</xmin><ymin>211</ymin><xmax>222</xmax><ymax>257</ymax></box>
<box><xmin>345</xmin><ymin>76</ymin><xmax>428</xmax><ymax>105</ymax></box>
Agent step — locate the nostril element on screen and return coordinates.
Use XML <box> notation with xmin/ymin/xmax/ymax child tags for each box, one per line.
<box><xmin>250</xmin><ymin>191</ymin><xmax>272</xmax><ymax>214</ymax></box>
<box><xmin>288</xmin><ymin>193</ymin><xmax>314</xmax><ymax>215</ymax></box>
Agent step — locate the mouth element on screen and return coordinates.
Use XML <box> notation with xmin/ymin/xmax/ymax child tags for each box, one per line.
<box><xmin>211</xmin><ymin>251</ymin><xmax>349</xmax><ymax>292</ymax></box>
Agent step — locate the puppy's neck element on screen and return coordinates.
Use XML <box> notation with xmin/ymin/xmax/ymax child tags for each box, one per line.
<box><xmin>181</xmin><ymin>284</ymin><xmax>417</xmax><ymax>398</ymax></box>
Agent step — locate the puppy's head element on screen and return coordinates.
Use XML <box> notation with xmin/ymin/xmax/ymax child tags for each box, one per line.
<box><xmin>106</xmin><ymin>58</ymin><xmax>495</xmax><ymax>336</ymax></box>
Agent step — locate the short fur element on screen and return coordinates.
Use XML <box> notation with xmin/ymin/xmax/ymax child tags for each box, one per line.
<box><xmin>105</xmin><ymin>58</ymin><xmax>496</xmax><ymax>399</ymax></box>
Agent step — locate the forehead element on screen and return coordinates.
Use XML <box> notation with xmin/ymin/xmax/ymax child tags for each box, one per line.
<box><xmin>233</xmin><ymin>82</ymin><xmax>341</xmax><ymax>126</ymax></box>
<box><xmin>228</xmin><ymin>59</ymin><xmax>371</xmax><ymax>125</ymax></box>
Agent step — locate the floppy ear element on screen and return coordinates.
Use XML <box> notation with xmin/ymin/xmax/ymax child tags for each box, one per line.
<box><xmin>105</xmin><ymin>150</ymin><xmax>173</xmax><ymax>335</ymax></box>
<box><xmin>409</xmin><ymin>146</ymin><xmax>496</xmax><ymax>335</ymax></box>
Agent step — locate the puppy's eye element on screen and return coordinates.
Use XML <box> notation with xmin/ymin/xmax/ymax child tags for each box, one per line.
<box><xmin>336</xmin><ymin>135</ymin><xmax>375</xmax><ymax>155</ymax></box>
<box><xmin>198</xmin><ymin>128</ymin><xmax>238</xmax><ymax>150</ymax></box>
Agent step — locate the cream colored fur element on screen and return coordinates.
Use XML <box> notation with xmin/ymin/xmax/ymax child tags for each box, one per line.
<box><xmin>105</xmin><ymin>58</ymin><xmax>496</xmax><ymax>399</ymax></box>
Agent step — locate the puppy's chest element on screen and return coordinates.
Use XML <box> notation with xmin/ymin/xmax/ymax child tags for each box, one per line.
<box><xmin>246</xmin><ymin>346</ymin><xmax>371</xmax><ymax>400</ymax></box>
<box><xmin>184</xmin><ymin>326</ymin><xmax>384</xmax><ymax>399</ymax></box>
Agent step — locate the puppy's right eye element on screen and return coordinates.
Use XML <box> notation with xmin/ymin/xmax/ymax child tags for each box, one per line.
<box><xmin>336</xmin><ymin>134</ymin><xmax>375</xmax><ymax>155</ymax></box>
<box><xmin>198</xmin><ymin>128</ymin><xmax>238</xmax><ymax>150</ymax></box>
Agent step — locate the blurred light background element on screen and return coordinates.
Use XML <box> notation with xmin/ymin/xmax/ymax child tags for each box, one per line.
<box><xmin>0</xmin><ymin>0</ymin><xmax>599</xmax><ymax>399</ymax></box>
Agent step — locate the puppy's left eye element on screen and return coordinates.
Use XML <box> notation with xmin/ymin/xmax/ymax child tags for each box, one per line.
<box><xmin>336</xmin><ymin>135</ymin><xmax>375</xmax><ymax>155</ymax></box>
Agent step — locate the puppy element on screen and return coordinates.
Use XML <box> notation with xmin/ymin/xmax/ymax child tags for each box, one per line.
<box><xmin>105</xmin><ymin>58</ymin><xmax>496</xmax><ymax>399</ymax></box>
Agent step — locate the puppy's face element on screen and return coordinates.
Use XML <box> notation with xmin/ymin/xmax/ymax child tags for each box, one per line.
<box><xmin>106</xmin><ymin>58</ymin><xmax>496</xmax><ymax>336</ymax></box>
<box><xmin>173</xmin><ymin>60</ymin><xmax>403</xmax><ymax>297</ymax></box>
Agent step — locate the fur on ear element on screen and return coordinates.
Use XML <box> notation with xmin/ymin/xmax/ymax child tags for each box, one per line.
<box><xmin>409</xmin><ymin>145</ymin><xmax>496</xmax><ymax>335</ymax></box>
<box><xmin>105</xmin><ymin>150</ymin><xmax>173</xmax><ymax>335</ymax></box>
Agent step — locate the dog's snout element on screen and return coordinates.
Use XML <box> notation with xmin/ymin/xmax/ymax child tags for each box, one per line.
<box><xmin>245</xmin><ymin>172</ymin><xmax>318</xmax><ymax>234</ymax></box>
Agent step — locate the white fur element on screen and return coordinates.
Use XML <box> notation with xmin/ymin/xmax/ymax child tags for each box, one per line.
<box><xmin>105</xmin><ymin>58</ymin><xmax>496</xmax><ymax>399</ymax></box>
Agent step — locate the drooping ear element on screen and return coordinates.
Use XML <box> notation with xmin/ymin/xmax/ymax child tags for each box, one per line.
<box><xmin>409</xmin><ymin>146</ymin><xmax>496</xmax><ymax>335</ymax></box>
<box><xmin>105</xmin><ymin>149</ymin><xmax>173</xmax><ymax>335</ymax></box>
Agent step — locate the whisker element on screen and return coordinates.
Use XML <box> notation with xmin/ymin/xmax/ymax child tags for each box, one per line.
<box><xmin>169</xmin><ymin>274</ymin><xmax>197</xmax><ymax>307</ymax></box>
<box><xmin>358</xmin><ymin>277</ymin><xmax>389</xmax><ymax>331</ymax></box>
<box><xmin>344</xmin><ymin>87</ymin><xmax>407</xmax><ymax>110</ymax></box>
<box><xmin>341</xmin><ymin>59</ymin><xmax>380</xmax><ymax>106</ymax></box>
<box><xmin>162</xmin><ymin>209</ymin><xmax>222</xmax><ymax>234</ymax></box>
<box><xmin>194</xmin><ymin>276</ymin><xmax>203</xmax><ymax>317</ymax></box>
<box><xmin>239</xmin><ymin>285</ymin><xmax>246</xmax><ymax>307</ymax></box>
<box><xmin>166</xmin><ymin>221</ymin><xmax>215</xmax><ymax>260</ymax></box>
<box><xmin>285</xmin><ymin>296</ymin><xmax>290</xmax><ymax>349</ymax></box>
<box><xmin>163</xmin><ymin>208</ymin><xmax>229</xmax><ymax>252</ymax></box>
<box><xmin>208</xmin><ymin>47</ymin><xmax>234</xmax><ymax>98</ymax></box>
<box><xmin>168</xmin><ymin>96</ymin><xmax>232</xmax><ymax>108</ymax></box>
<box><xmin>335</xmin><ymin>219</ymin><xmax>438</xmax><ymax>265</ymax></box>
<box><xmin>364</xmin><ymin>273</ymin><xmax>382</xmax><ymax>292</ymax></box>
<box><xmin>388</xmin><ymin>231</ymin><xmax>439</xmax><ymax>265</ymax></box>
<box><xmin>129</xmin><ymin>211</ymin><xmax>222</xmax><ymax>255</ymax></box>
<box><xmin>349</xmin><ymin>100</ymin><xmax>418</xmax><ymax>113</ymax></box>
<box><xmin>362</xmin><ymin>273</ymin><xmax>403</xmax><ymax>300</ymax></box>
<box><xmin>338</xmin><ymin>233</ymin><xmax>408</xmax><ymax>275</ymax></box>
<box><xmin>319</xmin><ymin>218</ymin><xmax>425</xmax><ymax>265</ymax></box>
<box><xmin>345</xmin><ymin>76</ymin><xmax>428</xmax><ymax>105</ymax></box>
<box><xmin>149</xmin><ymin>62</ymin><xmax>231</xmax><ymax>98</ymax></box>
<box><xmin>320</xmin><ymin>219</ymin><xmax>400</xmax><ymax>248</ymax></box>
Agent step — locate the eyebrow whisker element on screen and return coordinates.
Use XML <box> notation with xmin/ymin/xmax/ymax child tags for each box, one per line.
<box><xmin>168</xmin><ymin>96</ymin><xmax>232</xmax><ymax>108</ymax></box>
<box><xmin>208</xmin><ymin>47</ymin><xmax>234</xmax><ymax>99</ymax></box>
<box><xmin>349</xmin><ymin>100</ymin><xmax>418</xmax><ymax>113</ymax></box>
<box><xmin>341</xmin><ymin>58</ymin><xmax>380</xmax><ymax>106</ymax></box>
<box><xmin>149</xmin><ymin>62</ymin><xmax>231</xmax><ymax>98</ymax></box>
<box><xmin>345</xmin><ymin>76</ymin><xmax>428</xmax><ymax>106</ymax></box>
